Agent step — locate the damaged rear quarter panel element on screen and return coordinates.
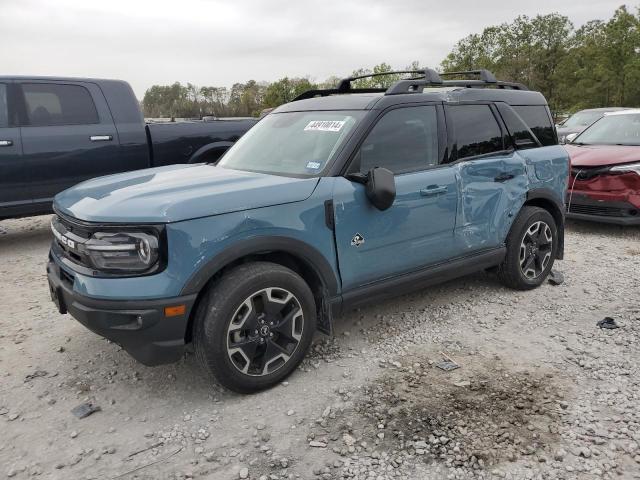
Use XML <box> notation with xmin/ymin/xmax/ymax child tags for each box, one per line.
<box><xmin>455</xmin><ymin>145</ymin><xmax>568</xmax><ymax>254</ymax></box>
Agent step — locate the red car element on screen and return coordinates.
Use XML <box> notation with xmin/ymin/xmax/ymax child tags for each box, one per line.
<box><xmin>565</xmin><ymin>109</ymin><xmax>640</xmax><ymax>225</ymax></box>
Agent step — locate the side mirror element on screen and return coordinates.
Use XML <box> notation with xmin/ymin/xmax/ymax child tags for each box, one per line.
<box><xmin>365</xmin><ymin>167</ymin><xmax>396</xmax><ymax>211</ymax></box>
<box><xmin>565</xmin><ymin>133</ymin><xmax>578</xmax><ymax>144</ymax></box>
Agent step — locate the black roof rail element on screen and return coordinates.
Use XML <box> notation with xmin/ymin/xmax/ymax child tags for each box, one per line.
<box><xmin>293</xmin><ymin>68</ymin><xmax>443</xmax><ymax>101</ymax></box>
<box><xmin>293</xmin><ymin>68</ymin><xmax>528</xmax><ymax>101</ymax></box>
<box><xmin>440</xmin><ymin>69</ymin><xmax>497</xmax><ymax>83</ymax></box>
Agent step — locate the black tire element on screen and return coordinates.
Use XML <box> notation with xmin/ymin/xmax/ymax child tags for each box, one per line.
<box><xmin>498</xmin><ymin>206</ymin><xmax>558</xmax><ymax>290</ymax></box>
<box><xmin>193</xmin><ymin>261</ymin><xmax>316</xmax><ymax>393</ymax></box>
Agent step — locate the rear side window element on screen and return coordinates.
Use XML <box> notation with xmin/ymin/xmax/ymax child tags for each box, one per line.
<box><xmin>495</xmin><ymin>103</ymin><xmax>540</xmax><ymax>150</ymax></box>
<box><xmin>358</xmin><ymin>106</ymin><xmax>439</xmax><ymax>174</ymax></box>
<box><xmin>0</xmin><ymin>84</ymin><xmax>7</xmax><ymax>127</ymax></box>
<box><xmin>21</xmin><ymin>83</ymin><xmax>99</xmax><ymax>127</ymax></box>
<box><xmin>512</xmin><ymin>105</ymin><xmax>556</xmax><ymax>146</ymax></box>
<box><xmin>448</xmin><ymin>105</ymin><xmax>503</xmax><ymax>160</ymax></box>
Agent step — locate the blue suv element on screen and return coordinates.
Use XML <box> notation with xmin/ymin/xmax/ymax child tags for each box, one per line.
<box><xmin>47</xmin><ymin>69</ymin><xmax>569</xmax><ymax>392</ymax></box>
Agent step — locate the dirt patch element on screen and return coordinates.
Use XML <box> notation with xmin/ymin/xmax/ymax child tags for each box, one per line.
<box><xmin>341</xmin><ymin>352</ymin><xmax>566</xmax><ymax>471</ymax></box>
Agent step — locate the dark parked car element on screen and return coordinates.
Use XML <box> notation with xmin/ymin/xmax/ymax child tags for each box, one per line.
<box><xmin>47</xmin><ymin>69</ymin><xmax>568</xmax><ymax>392</ymax></box>
<box><xmin>565</xmin><ymin>109</ymin><xmax>640</xmax><ymax>225</ymax></box>
<box><xmin>0</xmin><ymin>77</ymin><xmax>257</xmax><ymax>220</ymax></box>
<box><xmin>556</xmin><ymin>107</ymin><xmax>629</xmax><ymax>144</ymax></box>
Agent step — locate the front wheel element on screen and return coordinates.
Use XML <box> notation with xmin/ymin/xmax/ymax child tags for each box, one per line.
<box><xmin>498</xmin><ymin>206</ymin><xmax>558</xmax><ymax>290</ymax></box>
<box><xmin>193</xmin><ymin>262</ymin><xmax>316</xmax><ymax>393</ymax></box>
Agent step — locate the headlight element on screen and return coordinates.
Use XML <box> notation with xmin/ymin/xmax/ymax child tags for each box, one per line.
<box><xmin>85</xmin><ymin>231</ymin><xmax>160</xmax><ymax>272</ymax></box>
<box><xmin>610</xmin><ymin>162</ymin><xmax>640</xmax><ymax>174</ymax></box>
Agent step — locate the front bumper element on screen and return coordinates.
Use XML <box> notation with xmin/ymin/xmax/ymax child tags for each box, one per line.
<box><xmin>47</xmin><ymin>257</ymin><xmax>197</xmax><ymax>366</ymax></box>
<box><xmin>566</xmin><ymin>193</ymin><xmax>640</xmax><ymax>226</ymax></box>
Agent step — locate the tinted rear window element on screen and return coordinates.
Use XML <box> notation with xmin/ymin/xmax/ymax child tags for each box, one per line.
<box><xmin>449</xmin><ymin>105</ymin><xmax>503</xmax><ymax>160</ymax></box>
<box><xmin>512</xmin><ymin>105</ymin><xmax>556</xmax><ymax>146</ymax></box>
<box><xmin>22</xmin><ymin>83</ymin><xmax>99</xmax><ymax>127</ymax></box>
<box><xmin>495</xmin><ymin>104</ymin><xmax>540</xmax><ymax>150</ymax></box>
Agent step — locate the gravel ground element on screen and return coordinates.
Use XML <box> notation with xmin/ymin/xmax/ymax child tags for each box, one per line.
<box><xmin>0</xmin><ymin>215</ymin><xmax>639</xmax><ymax>480</ymax></box>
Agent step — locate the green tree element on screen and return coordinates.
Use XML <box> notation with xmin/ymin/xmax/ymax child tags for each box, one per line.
<box><xmin>263</xmin><ymin>77</ymin><xmax>317</xmax><ymax>108</ymax></box>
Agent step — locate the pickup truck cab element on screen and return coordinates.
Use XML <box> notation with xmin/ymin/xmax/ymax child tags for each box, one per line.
<box><xmin>47</xmin><ymin>69</ymin><xmax>569</xmax><ymax>393</ymax></box>
<box><xmin>0</xmin><ymin>77</ymin><xmax>256</xmax><ymax>219</ymax></box>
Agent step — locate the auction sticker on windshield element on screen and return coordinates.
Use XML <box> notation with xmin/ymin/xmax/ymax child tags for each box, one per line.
<box><xmin>304</xmin><ymin>120</ymin><xmax>346</xmax><ymax>132</ymax></box>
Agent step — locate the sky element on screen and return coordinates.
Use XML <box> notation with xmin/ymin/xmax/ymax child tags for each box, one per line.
<box><xmin>0</xmin><ymin>0</ymin><xmax>630</xmax><ymax>98</ymax></box>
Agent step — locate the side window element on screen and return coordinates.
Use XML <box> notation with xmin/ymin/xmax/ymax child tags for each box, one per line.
<box><xmin>358</xmin><ymin>106</ymin><xmax>439</xmax><ymax>174</ymax></box>
<box><xmin>0</xmin><ymin>84</ymin><xmax>7</xmax><ymax>128</ymax></box>
<box><xmin>21</xmin><ymin>83</ymin><xmax>99</xmax><ymax>127</ymax></box>
<box><xmin>495</xmin><ymin>103</ymin><xmax>540</xmax><ymax>150</ymax></box>
<box><xmin>448</xmin><ymin>105</ymin><xmax>503</xmax><ymax>161</ymax></box>
<box><xmin>512</xmin><ymin>105</ymin><xmax>556</xmax><ymax>146</ymax></box>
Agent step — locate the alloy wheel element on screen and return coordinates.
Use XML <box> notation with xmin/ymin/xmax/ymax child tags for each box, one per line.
<box><xmin>519</xmin><ymin>221</ymin><xmax>553</xmax><ymax>279</ymax></box>
<box><xmin>226</xmin><ymin>287</ymin><xmax>304</xmax><ymax>376</ymax></box>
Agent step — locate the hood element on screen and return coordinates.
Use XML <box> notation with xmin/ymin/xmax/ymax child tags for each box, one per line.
<box><xmin>54</xmin><ymin>164</ymin><xmax>320</xmax><ymax>223</ymax></box>
<box><xmin>565</xmin><ymin>144</ymin><xmax>640</xmax><ymax>168</ymax></box>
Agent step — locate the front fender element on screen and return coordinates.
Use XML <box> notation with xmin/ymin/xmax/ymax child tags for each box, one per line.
<box><xmin>180</xmin><ymin>236</ymin><xmax>339</xmax><ymax>297</ymax></box>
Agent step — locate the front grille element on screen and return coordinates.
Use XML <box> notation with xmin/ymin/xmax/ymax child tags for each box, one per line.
<box><xmin>51</xmin><ymin>214</ymin><xmax>94</xmax><ymax>269</ymax></box>
<box><xmin>566</xmin><ymin>203</ymin><xmax>639</xmax><ymax>218</ymax></box>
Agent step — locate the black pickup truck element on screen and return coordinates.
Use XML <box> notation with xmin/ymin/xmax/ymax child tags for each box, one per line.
<box><xmin>0</xmin><ymin>77</ymin><xmax>257</xmax><ymax>220</ymax></box>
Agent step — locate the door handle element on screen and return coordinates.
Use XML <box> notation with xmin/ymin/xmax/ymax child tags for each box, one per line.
<box><xmin>494</xmin><ymin>173</ymin><xmax>515</xmax><ymax>182</ymax></box>
<box><xmin>90</xmin><ymin>135</ymin><xmax>113</xmax><ymax>142</ymax></box>
<box><xmin>420</xmin><ymin>185</ymin><xmax>448</xmax><ymax>196</ymax></box>
<box><xmin>0</xmin><ymin>140</ymin><xmax>13</xmax><ymax>147</ymax></box>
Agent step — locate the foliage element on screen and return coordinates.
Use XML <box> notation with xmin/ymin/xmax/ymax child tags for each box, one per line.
<box><xmin>142</xmin><ymin>6</ymin><xmax>639</xmax><ymax>118</ymax></box>
<box><xmin>441</xmin><ymin>6</ymin><xmax>640</xmax><ymax>114</ymax></box>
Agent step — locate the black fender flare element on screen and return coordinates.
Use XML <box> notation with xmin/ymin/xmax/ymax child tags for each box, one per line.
<box><xmin>525</xmin><ymin>188</ymin><xmax>565</xmax><ymax>260</ymax></box>
<box><xmin>188</xmin><ymin>141</ymin><xmax>235</xmax><ymax>164</ymax></box>
<box><xmin>180</xmin><ymin>236</ymin><xmax>339</xmax><ymax>298</ymax></box>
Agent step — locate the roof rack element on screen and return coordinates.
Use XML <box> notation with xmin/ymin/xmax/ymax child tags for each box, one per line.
<box><xmin>293</xmin><ymin>68</ymin><xmax>528</xmax><ymax>101</ymax></box>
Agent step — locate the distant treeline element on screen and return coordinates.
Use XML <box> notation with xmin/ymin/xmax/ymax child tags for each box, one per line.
<box><xmin>142</xmin><ymin>5</ymin><xmax>640</xmax><ymax>118</ymax></box>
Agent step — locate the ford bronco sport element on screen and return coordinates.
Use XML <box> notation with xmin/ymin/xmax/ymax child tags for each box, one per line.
<box><xmin>47</xmin><ymin>69</ymin><xmax>569</xmax><ymax>393</ymax></box>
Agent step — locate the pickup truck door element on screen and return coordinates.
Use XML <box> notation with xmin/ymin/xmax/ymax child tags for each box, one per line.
<box><xmin>0</xmin><ymin>82</ymin><xmax>28</xmax><ymax>215</ymax></box>
<box><xmin>332</xmin><ymin>105</ymin><xmax>458</xmax><ymax>291</ymax></box>
<box><xmin>17</xmin><ymin>81</ymin><xmax>122</xmax><ymax>205</ymax></box>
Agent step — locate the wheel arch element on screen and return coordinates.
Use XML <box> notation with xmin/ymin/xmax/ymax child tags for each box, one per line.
<box><xmin>523</xmin><ymin>188</ymin><xmax>565</xmax><ymax>260</ymax></box>
<box><xmin>182</xmin><ymin>237</ymin><xmax>339</xmax><ymax>342</ymax></box>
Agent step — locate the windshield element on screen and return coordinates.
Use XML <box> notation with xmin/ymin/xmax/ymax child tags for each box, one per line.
<box><xmin>562</xmin><ymin>111</ymin><xmax>603</xmax><ymax>128</ymax></box>
<box><xmin>574</xmin><ymin>113</ymin><xmax>640</xmax><ymax>146</ymax></box>
<box><xmin>219</xmin><ymin>110</ymin><xmax>365</xmax><ymax>176</ymax></box>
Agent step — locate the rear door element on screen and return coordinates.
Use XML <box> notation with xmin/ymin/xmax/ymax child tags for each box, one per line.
<box><xmin>445</xmin><ymin>103</ymin><xmax>527</xmax><ymax>253</ymax></box>
<box><xmin>17</xmin><ymin>81</ymin><xmax>121</xmax><ymax>204</ymax></box>
<box><xmin>332</xmin><ymin>104</ymin><xmax>459</xmax><ymax>290</ymax></box>
<box><xmin>0</xmin><ymin>82</ymin><xmax>28</xmax><ymax>215</ymax></box>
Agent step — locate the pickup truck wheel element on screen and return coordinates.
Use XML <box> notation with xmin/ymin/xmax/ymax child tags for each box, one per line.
<box><xmin>193</xmin><ymin>262</ymin><xmax>316</xmax><ymax>393</ymax></box>
<box><xmin>497</xmin><ymin>206</ymin><xmax>558</xmax><ymax>290</ymax></box>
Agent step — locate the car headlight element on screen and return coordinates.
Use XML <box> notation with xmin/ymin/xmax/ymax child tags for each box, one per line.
<box><xmin>610</xmin><ymin>162</ymin><xmax>640</xmax><ymax>174</ymax></box>
<box><xmin>85</xmin><ymin>231</ymin><xmax>160</xmax><ymax>272</ymax></box>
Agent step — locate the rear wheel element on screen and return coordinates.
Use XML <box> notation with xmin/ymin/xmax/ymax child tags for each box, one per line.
<box><xmin>193</xmin><ymin>262</ymin><xmax>316</xmax><ymax>393</ymax></box>
<box><xmin>498</xmin><ymin>206</ymin><xmax>558</xmax><ymax>290</ymax></box>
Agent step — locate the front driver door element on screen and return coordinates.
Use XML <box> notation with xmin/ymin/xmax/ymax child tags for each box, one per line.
<box><xmin>332</xmin><ymin>104</ymin><xmax>459</xmax><ymax>291</ymax></box>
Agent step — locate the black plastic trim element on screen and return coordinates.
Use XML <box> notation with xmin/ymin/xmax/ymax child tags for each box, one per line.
<box><xmin>338</xmin><ymin>247</ymin><xmax>506</xmax><ymax>314</ymax></box>
<box><xmin>180</xmin><ymin>236</ymin><xmax>340</xmax><ymax>297</ymax></box>
<box><xmin>47</xmin><ymin>258</ymin><xmax>196</xmax><ymax>366</ymax></box>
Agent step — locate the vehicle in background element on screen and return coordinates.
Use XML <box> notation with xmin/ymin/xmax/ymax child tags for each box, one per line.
<box><xmin>0</xmin><ymin>77</ymin><xmax>257</xmax><ymax>220</ymax></box>
<box><xmin>556</xmin><ymin>107</ymin><xmax>629</xmax><ymax>144</ymax></box>
<box><xmin>47</xmin><ymin>68</ymin><xmax>568</xmax><ymax>393</ymax></box>
<box><xmin>566</xmin><ymin>109</ymin><xmax>640</xmax><ymax>225</ymax></box>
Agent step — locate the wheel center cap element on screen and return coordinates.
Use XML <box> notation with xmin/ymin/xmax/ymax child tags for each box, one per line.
<box><xmin>259</xmin><ymin>325</ymin><xmax>270</xmax><ymax>337</ymax></box>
